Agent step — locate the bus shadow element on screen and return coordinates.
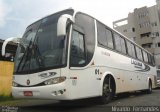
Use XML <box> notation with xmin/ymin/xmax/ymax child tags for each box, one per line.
<box><xmin>112</xmin><ymin>90</ymin><xmax>150</xmax><ymax>103</ymax></box>
<box><xmin>21</xmin><ymin>98</ymin><xmax>102</xmax><ymax>112</ymax></box>
<box><xmin>21</xmin><ymin>91</ymin><xmax>151</xmax><ymax>112</ymax></box>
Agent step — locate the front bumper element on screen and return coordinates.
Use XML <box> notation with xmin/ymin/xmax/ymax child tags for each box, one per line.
<box><xmin>12</xmin><ymin>82</ymin><xmax>69</xmax><ymax>100</ymax></box>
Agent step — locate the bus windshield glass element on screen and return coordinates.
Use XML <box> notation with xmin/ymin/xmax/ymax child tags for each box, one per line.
<box><xmin>14</xmin><ymin>10</ymin><xmax>73</xmax><ymax>74</ymax></box>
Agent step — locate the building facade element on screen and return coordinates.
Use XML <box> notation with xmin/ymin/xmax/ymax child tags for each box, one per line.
<box><xmin>113</xmin><ymin>0</ymin><xmax>160</xmax><ymax>69</ymax></box>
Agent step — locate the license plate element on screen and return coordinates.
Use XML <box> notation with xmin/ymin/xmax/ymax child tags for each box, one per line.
<box><xmin>24</xmin><ymin>91</ymin><xmax>33</xmax><ymax>96</ymax></box>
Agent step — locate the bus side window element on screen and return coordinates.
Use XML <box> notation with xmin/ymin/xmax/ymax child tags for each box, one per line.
<box><xmin>70</xmin><ymin>30</ymin><xmax>86</xmax><ymax>67</ymax></box>
<box><xmin>121</xmin><ymin>37</ymin><xmax>127</xmax><ymax>54</ymax></box>
<box><xmin>114</xmin><ymin>33</ymin><xmax>121</xmax><ymax>52</ymax></box>
<box><xmin>148</xmin><ymin>53</ymin><xmax>152</xmax><ymax>65</ymax></box>
<box><xmin>105</xmin><ymin>28</ymin><xmax>114</xmax><ymax>49</ymax></box>
<box><xmin>97</xmin><ymin>21</ymin><xmax>114</xmax><ymax>49</ymax></box>
<box><xmin>151</xmin><ymin>55</ymin><xmax>155</xmax><ymax>66</ymax></box>
<box><xmin>143</xmin><ymin>51</ymin><xmax>148</xmax><ymax>63</ymax></box>
<box><xmin>114</xmin><ymin>33</ymin><xmax>127</xmax><ymax>54</ymax></box>
<box><xmin>135</xmin><ymin>46</ymin><xmax>143</xmax><ymax>61</ymax></box>
<box><xmin>148</xmin><ymin>53</ymin><xmax>155</xmax><ymax>66</ymax></box>
<box><xmin>97</xmin><ymin>22</ymin><xmax>108</xmax><ymax>47</ymax></box>
<box><xmin>126</xmin><ymin>41</ymin><xmax>136</xmax><ymax>58</ymax></box>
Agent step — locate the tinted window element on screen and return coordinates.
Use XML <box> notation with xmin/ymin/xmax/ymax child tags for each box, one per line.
<box><xmin>75</xmin><ymin>13</ymin><xmax>95</xmax><ymax>65</ymax></box>
<box><xmin>143</xmin><ymin>51</ymin><xmax>148</xmax><ymax>62</ymax></box>
<box><xmin>148</xmin><ymin>54</ymin><xmax>152</xmax><ymax>65</ymax></box>
<box><xmin>148</xmin><ymin>53</ymin><xmax>155</xmax><ymax>66</ymax></box>
<box><xmin>70</xmin><ymin>30</ymin><xmax>86</xmax><ymax>66</ymax></box>
<box><xmin>97</xmin><ymin>22</ymin><xmax>107</xmax><ymax>47</ymax></box>
<box><xmin>151</xmin><ymin>55</ymin><xmax>155</xmax><ymax>66</ymax></box>
<box><xmin>135</xmin><ymin>46</ymin><xmax>143</xmax><ymax>61</ymax></box>
<box><xmin>114</xmin><ymin>33</ymin><xmax>126</xmax><ymax>54</ymax></box>
<box><xmin>97</xmin><ymin>22</ymin><xmax>114</xmax><ymax>49</ymax></box>
<box><xmin>14</xmin><ymin>9</ymin><xmax>74</xmax><ymax>74</ymax></box>
<box><xmin>114</xmin><ymin>33</ymin><xmax>121</xmax><ymax>52</ymax></box>
<box><xmin>106</xmin><ymin>29</ymin><xmax>113</xmax><ymax>48</ymax></box>
<box><xmin>126</xmin><ymin>41</ymin><xmax>136</xmax><ymax>58</ymax></box>
<box><xmin>121</xmin><ymin>37</ymin><xmax>127</xmax><ymax>54</ymax></box>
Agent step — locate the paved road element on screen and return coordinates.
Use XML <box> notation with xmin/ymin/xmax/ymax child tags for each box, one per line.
<box><xmin>4</xmin><ymin>89</ymin><xmax>160</xmax><ymax>112</ymax></box>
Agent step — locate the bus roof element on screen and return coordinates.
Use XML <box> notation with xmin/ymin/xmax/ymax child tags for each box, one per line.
<box><xmin>25</xmin><ymin>8</ymin><xmax>153</xmax><ymax>56</ymax></box>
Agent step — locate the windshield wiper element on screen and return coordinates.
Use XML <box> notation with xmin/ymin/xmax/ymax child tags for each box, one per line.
<box><xmin>16</xmin><ymin>39</ymin><xmax>33</xmax><ymax>73</ymax></box>
<box><xmin>31</xmin><ymin>41</ymin><xmax>44</xmax><ymax>68</ymax></box>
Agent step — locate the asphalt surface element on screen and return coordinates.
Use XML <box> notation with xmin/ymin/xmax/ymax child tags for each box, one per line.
<box><xmin>2</xmin><ymin>88</ymin><xmax>160</xmax><ymax>112</ymax></box>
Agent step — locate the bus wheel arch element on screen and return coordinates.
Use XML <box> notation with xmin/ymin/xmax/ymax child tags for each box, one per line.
<box><xmin>147</xmin><ymin>78</ymin><xmax>152</xmax><ymax>94</ymax></box>
<box><xmin>100</xmin><ymin>74</ymin><xmax>116</xmax><ymax>104</ymax></box>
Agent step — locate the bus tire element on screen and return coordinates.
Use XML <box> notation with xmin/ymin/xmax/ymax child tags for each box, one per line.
<box><xmin>146</xmin><ymin>80</ymin><xmax>152</xmax><ymax>94</ymax></box>
<box><xmin>101</xmin><ymin>76</ymin><xmax>115</xmax><ymax>104</ymax></box>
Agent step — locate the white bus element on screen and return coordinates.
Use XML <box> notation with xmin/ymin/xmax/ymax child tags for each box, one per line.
<box><xmin>157</xmin><ymin>69</ymin><xmax>160</xmax><ymax>87</ymax></box>
<box><xmin>2</xmin><ymin>9</ymin><xmax>157</xmax><ymax>103</ymax></box>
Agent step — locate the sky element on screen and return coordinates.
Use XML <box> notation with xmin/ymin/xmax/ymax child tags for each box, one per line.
<box><xmin>0</xmin><ymin>0</ymin><xmax>156</xmax><ymax>40</ymax></box>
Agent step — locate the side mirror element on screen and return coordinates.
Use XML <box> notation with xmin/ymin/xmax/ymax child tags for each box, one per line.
<box><xmin>1</xmin><ymin>37</ymin><xmax>21</xmax><ymax>56</ymax></box>
<box><xmin>57</xmin><ymin>14</ymin><xmax>74</xmax><ymax>37</ymax></box>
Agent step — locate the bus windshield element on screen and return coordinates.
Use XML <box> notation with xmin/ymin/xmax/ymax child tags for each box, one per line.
<box><xmin>14</xmin><ymin>13</ymin><xmax>69</xmax><ymax>74</ymax></box>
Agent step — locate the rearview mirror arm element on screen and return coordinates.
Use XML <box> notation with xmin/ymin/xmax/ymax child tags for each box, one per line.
<box><xmin>1</xmin><ymin>37</ymin><xmax>21</xmax><ymax>56</ymax></box>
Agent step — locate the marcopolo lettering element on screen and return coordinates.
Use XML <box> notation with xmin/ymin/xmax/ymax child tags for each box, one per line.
<box><xmin>131</xmin><ymin>60</ymin><xmax>142</xmax><ymax>67</ymax></box>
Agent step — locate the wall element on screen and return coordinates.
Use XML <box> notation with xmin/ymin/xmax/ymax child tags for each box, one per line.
<box><xmin>0</xmin><ymin>61</ymin><xmax>14</xmax><ymax>96</ymax></box>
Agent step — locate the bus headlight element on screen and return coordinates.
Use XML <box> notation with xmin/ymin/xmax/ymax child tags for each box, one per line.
<box><xmin>44</xmin><ymin>77</ymin><xmax>66</xmax><ymax>85</ymax></box>
<box><xmin>12</xmin><ymin>82</ymin><xmax>18</xmax><ymax>87</ymax></box>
